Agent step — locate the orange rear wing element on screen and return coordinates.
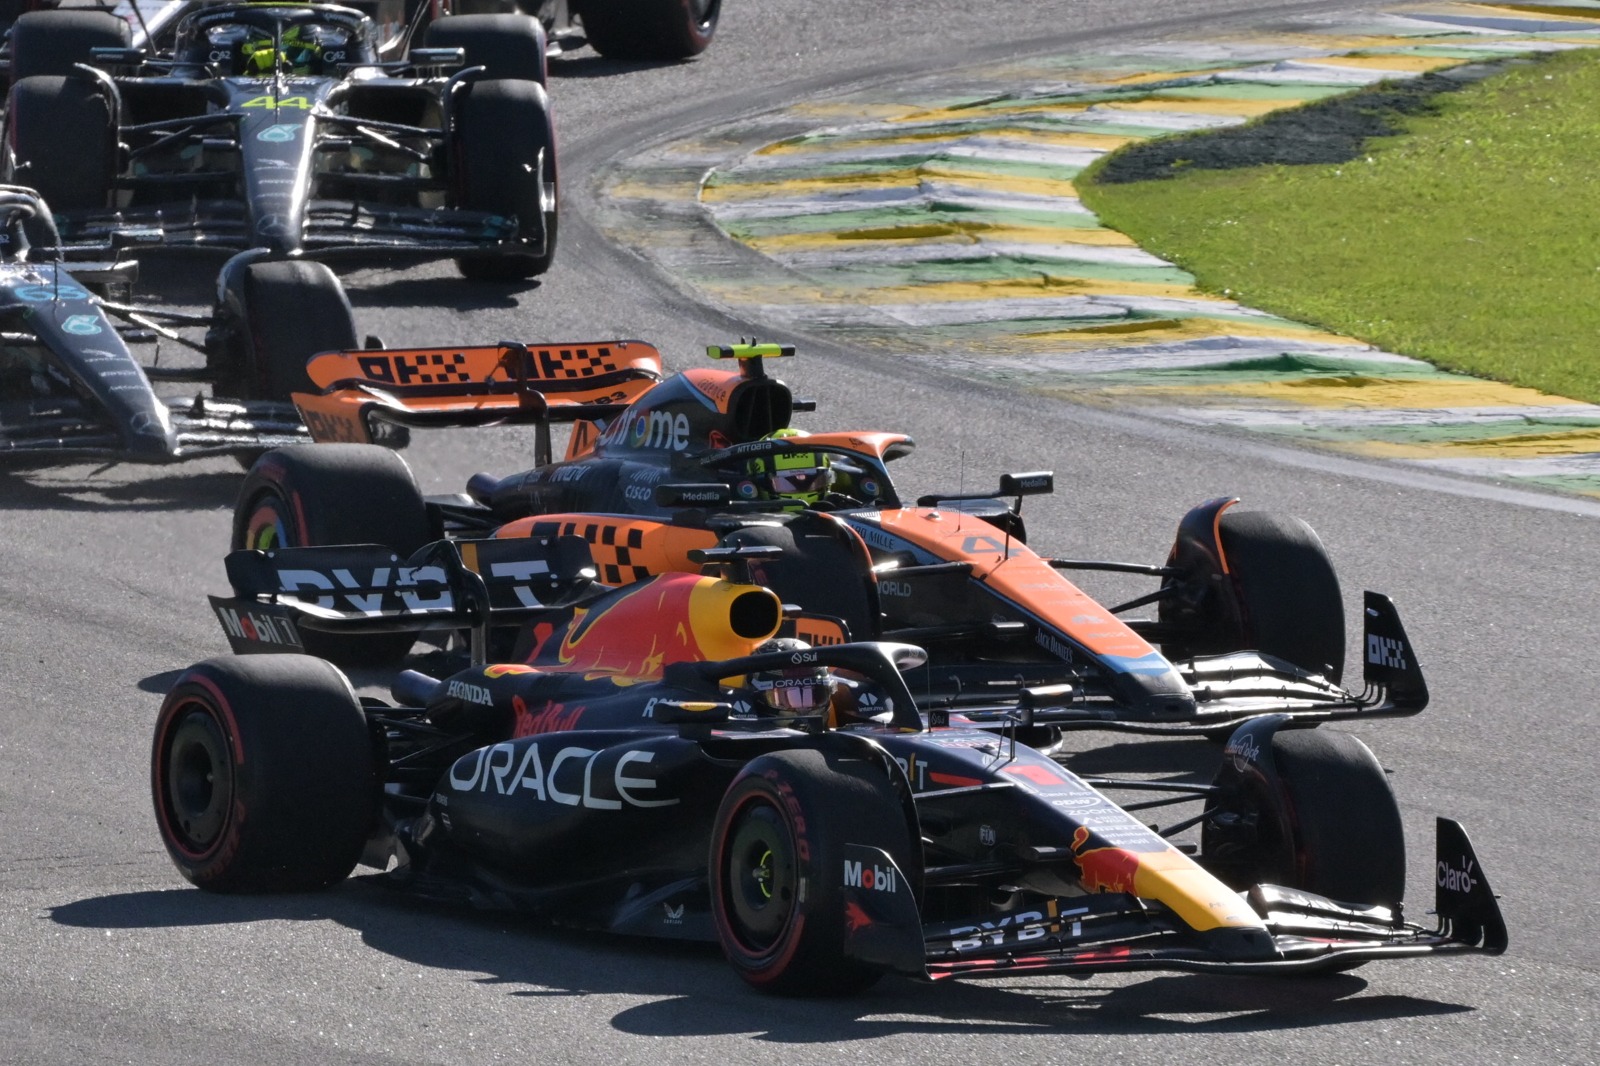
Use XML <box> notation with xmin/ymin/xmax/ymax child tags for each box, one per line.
<box><xmin>292</xmin><ymin>340</ymin><xmax>663</xmax><ymax>462</ymax></box>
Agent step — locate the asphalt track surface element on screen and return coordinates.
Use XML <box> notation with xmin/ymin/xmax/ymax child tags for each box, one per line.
<box><xmin>2</xmin><ymin>2</ymin><xmax>1597</xmax><ymax>1063</ymax></box>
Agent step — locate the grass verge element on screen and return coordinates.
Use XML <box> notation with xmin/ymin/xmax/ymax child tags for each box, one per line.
<box><xmin>1077</xmin><ymin>48</ymin><xmax>1600</xmax><ymax>405</ymax></box>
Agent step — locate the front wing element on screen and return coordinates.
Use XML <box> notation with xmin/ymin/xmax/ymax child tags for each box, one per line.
<box><xmin>845</xmin><ymin>818</ymin><xmax>1507</xmax><ymax>981</ymax></box>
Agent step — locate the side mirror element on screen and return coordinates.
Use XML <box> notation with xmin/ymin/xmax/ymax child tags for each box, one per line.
<box><xmin>999</xmin><ymin>471</ymin><xmax>1053</xmax><ymax>496</ymax></box>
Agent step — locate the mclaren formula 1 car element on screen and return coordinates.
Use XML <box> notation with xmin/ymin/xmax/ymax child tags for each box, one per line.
<box><xmin>158</xmin><ymin>533</ymin><xmax>1507</xmax><ymax>992</ymax></box>
<box><xmin>226</xmin><ymin>338</ymin><xmax>1431</xmax><ymax>737</ymax></box>
<box><xmin>2</xmin><ymin>1</ymin><xmax>556</xmax><ymax>280</ymax></box>
<box><xmin>0</xmin><ymin>184</ymin><xmax>362</xmax><ymax>463</ymax></box>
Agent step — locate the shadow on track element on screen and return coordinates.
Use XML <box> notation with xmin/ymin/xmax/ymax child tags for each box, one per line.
<box><xmin>0</xmin><ymin>465</ymin><xmax>243</xmax><ymax>512</ymax></box>
<box><xmin>50</xmin><ymin>880</ymin><xmax>1475</xmax><ymax>1039</ymax></box>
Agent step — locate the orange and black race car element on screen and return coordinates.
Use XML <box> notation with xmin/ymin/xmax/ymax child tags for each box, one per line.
<box><xmin>231</xmin><ymin>340</ymin><xmax>1428</xmax><ymax>736</ymax></box>
<box><xmin>166</xmin><ymin>534</ymin><xmax>1507</xmax><ymax>992</ymax></box>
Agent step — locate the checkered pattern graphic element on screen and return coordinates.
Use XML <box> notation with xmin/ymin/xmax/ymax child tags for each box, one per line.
<box><xmin>390</xmin><ymin>352</ymin><xmax>471</xmax><ymax>385</ymax></box>
<box><xmin>556</xmin><ymin>520</ymin><xmax>654</xmax><ymax>585</ymax></box>
<box><xmin>533</xmin><ymin>347</ymin><xmax>617</xmax><ymax>379</ymax></box>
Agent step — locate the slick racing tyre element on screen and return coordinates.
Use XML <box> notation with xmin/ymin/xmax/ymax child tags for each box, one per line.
<box><xmin>234</xmin><ymin>444</ymin><xmax>433</xmax><ymax>665</ymax></box>
<box><xmin>213</xmin><ymin>260</ymin><xmax>359</xmax><ymax>403</ymax></box>
<box><xmin>710</xmin><ymin>749</ymin><xmax>919</xmax><ymax>996</ymax></box>
<box><xmin>8</xmin><ymin>10</ymin><xmax>131</xmax><ymax>80</ymax></box>
<box><xmin>450</xmin><ymin>78</ymin><xmax>557</xmax><ymax>280</ymax></box>
<box><xmin>1159</xmin><ymin>510</ymin><xmax>1345</xmax><ymax>683</ymax></box>
<box><xmin>1202</xmin><ymin>727</ymin><xmax>1406</xmax><ymax>910</ymax></box>
<box><xmin>423</xmin><ymin>13</ymin><xmax>548</xmax><ymax>83</ymax></box>
<box><xmin>152</xmin><ymin>655</ymin><xmax>377</xmax><ymax>893</ymax></box>
<box><xmin>575</xmin><ymin>0</ymin><xmax>719</xmax><ymax>60</ymax></box>
<box><xmin>4</xmin><ymin>76</ymin><xmax>115</xmax><ymax>212</ymax></box>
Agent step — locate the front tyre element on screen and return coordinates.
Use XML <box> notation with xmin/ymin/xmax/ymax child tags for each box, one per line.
<box><xmin>575</xmin><ymin>0</ymin><xmax>719</xmax><ymax>60</ymax></box>
<box><xmin>212</xmin><ymin>260</ymin><xmax>359</xmax><ymax>403</ymax></box>
<box><xmin>709</xmin><ymin>748</ymin><xmax>918</xmax><ymax>995</ymax></box>
<box><xmin>1203</xmin><ymin>727</ymin><xmax>1405</xmax><ymax>908</ymax></box>
<box><xmin>151</xmin><ymin>656</ymin><xmax>378</xmax><ymax>893</ymax></box>
<box><xmin>451</xmin><ymin>78</ymin><xmax>557</xmax><ymax>281</ymax></box>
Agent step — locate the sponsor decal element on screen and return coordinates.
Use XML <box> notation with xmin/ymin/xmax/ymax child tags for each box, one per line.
<box><xmin>446</xmin><ymin>680</ymin><xmax>492</xmax><ymax>705</ymax></box>
<box><xmin>1367</xmin><ymin>634</ymin><xmax>1407</xmax><ymax>670</ymax></box>
<box><xmin>545</xmin><ymin>465</ymin><xmax>589</xmax><ymax>484</ymax></box>
<box><xmin>512</xmin><ymin>697</ymin><xmax>583</xmax><ymax>737</ymax></box>
<box><xmin>627</xmin><ymin>409</ymin><xmax>691</xmax><ymax>451</ymax></box>
<box><xmin>300</xmin><ymin>407</ymin><xmax>366</xmax><ymax>443</ymax></box>
<box><xmin>1070</xmin><ymin>826</ymin><xmax>1141</xmax><ymax>894</ymax></box>
<box><xmin>960</xmin><ymin>534</ymin><xmax>1018</xmax><ymax>557</ymax></box>
<box><xmin>448</xmin><ymin>742</ymin><xmax>678</xmax><ymax>808</ymax></box>
<box><xmin>256</xmin><ymin>123</ymin><xmax>304</xmax><ymax>142</ymax></box>
<box><xmin>950</xmin><ymin>907</ymin><xmax>1061</xmax><ymax>952</ymax></box>
<box><xmin>1225</xmin><ymin>731</ymin><xmax>1261</xmax><ymax>771</ymax></box>
<box><xmin>215</xmin><ymin>603</ymin><xmax>301</xmax><ymax>648</ymax></box>
<box><xmin>1438</xmin><ymin>854</ymin><xmax>1478</xmax><ymax>894</ymax></box>
<box><xmin>355</xmin><ymin>351</ymin><xmax>471</xmax><ymax>386</ymax></box>
<box><xmin>16</xmin><ymin>283</ymin><xmax>90</xmax><ymax>302</ymax></box>
<box><xmin>1034</xmin><ymin>629</ymin><xmax>1074</xmax><ymax>663</ymax></box>
<box><xmin>877</xmin><ymin>579</ymin><xmax>912</xmax><ymax>599</ymax></box>
<box><xmin>276</xmin><ymin>564</ymin><xmax>450</xmax><ymax>614</ymax></box>
<box><xmin>661</xmin><ymin>902</ymin><xmax>684</xmax><ymax>925</ymax></box>
<box><xmin>61</xmin><ymin>315</ymin><xmax>103</xmax><ymax>335</ymax></box>
<box><xmin>843</xmin><ymin>858</ymin><xmax>897</xmax><ymax>893</ymax></box>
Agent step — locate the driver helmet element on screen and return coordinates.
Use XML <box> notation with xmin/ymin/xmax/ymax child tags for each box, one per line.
<box><xmin>745</xmin><ymin>428</ymin><xmax>832</xmax><ymax>508</ymax></box>
<box><xmin>748</xmin><ymin>637</ymin><xmax>835</xmax><ymax>716</ymax></box>
<box><xmin>241</xmin><ymin>24</ymin><xmax>323</xmax><ymax>75</ymax></box>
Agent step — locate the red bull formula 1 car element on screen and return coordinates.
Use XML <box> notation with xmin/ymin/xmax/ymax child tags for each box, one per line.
<box><xmin>227</xmin><ymin>338</ymin><xmax>1430</xmax><ymax>738</ymax></box>
<box><xmin>158</xmin><ymin>533</ymin><xmax>1507</xmax><ymax>992</ymax></box>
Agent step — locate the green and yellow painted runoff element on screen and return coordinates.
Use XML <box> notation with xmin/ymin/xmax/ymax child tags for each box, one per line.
<box><xmin>598</xmin><ymin>1</ymin><xmax>1600</xmax><ymax>500</ymax></box>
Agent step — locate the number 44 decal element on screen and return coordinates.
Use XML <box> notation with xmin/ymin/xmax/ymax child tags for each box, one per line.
<box><xmin>242</xmin><ymin>95</ymin><xmax>311</xmax><ymax>109</ymax></box>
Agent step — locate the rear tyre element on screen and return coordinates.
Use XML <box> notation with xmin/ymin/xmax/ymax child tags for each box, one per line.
<box><xmin>1202</xmin><ymin>728</ymin><xmax>1405</xmax><ymax>908</ymax></box>
<box><xmin>424</xmin><ymin>13</ymin><xmax>547</xmax><ymax>82</ymax></box>
<box><xmin>450</xmin><ymin>78</ymin><xmax>557</xmax><ymax>280</ymax></box>
<box><xmin>234</xmin><ymin>445</ymin><xmax>433</xmax><ymax>664</ymax></box>
<box><xmin>575</xmin><ymin>0</ymin><xmax>719</xmax><ymax>60</ymax></box>
<box><xmin>709</xmin><ymin>748</ymin><xmax>918</xmax><ymax>995</ymax></box>
<box><xmin>151</xmin><ymin>655</ymin><xmax>377</xmax><ymax>893</ymax></box>
<box><xmin>212</xmin><ymin>260</ymin><xmax>359</xmax><ymax>403</ymax></box>
<box><xmin>4</xmin><ymin>76</ymin><xmax>115</xmax><ymax>211</ymax></box>
<box><xmin>9</xmin><ymin>10</ymin><xmax>131</xmax><ymax>80</ymax></box>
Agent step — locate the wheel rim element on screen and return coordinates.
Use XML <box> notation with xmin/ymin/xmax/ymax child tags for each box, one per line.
<box><xmin>722</xmin><ymin>800</ymin><xmax>796</xmax><ymax>951</ymax></box>
<box><xmin>242</xmin><ymin>493</ymin><xmax>290</xmax><ymax>550</ymax></box>
<box><xmin>161</xmin><ymin>707</ymin><xmax>234</xmax><ymax>856</ymax></box>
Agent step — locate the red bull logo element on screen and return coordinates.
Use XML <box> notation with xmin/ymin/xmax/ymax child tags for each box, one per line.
<box><xmin>1070</xmin><ymin>826</ymin><xmax>1142</xmax><ymax>894</ymax></box>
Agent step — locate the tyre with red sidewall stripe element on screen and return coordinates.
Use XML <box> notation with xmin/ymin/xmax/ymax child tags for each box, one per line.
<box><xmin>151</xmin><ymin>655</ymin><xmax>377</xmax><ymax>892</ymax></box>
<box><xmin>233</xmin><ymin>444</ymin><xmax>433</xmax><ymax>664</ymax></box>
<box><xmin>709</xmin><ymin>748</ymin><xmax>916</xmax><ymax>995</ymax></box>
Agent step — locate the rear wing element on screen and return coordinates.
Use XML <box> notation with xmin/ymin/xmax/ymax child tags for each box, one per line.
<box><xmin>209</xmin><ymin>535</ymin><xmax>598</xmax><ymax>655</ymax></box>
<box><xmin>291</xmin><ymin>340</ymin><xmax>663</xmax><ymax>464</ymax></box>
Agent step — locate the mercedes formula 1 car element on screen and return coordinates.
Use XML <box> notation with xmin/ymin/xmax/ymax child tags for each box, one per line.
<box><xmin>226</xmin><ymin>338</ymin><xmax>1432</xmax><ymax>737</ymax></box>
<box><xmin>157</xmin><ymin>532</ymin><xmax>1507</xmax><ymax>992</ymax></box>
<box><xmin>2</xmin><ymin>2</ymin><xmax>556</xmax><ymax>280</ymax></box>
<box><xmin>0</xmin><ymin>184</ymin><xmax>362</xmax><ymax>463</ymax></box>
